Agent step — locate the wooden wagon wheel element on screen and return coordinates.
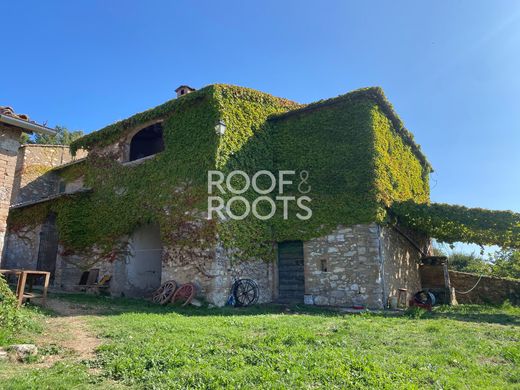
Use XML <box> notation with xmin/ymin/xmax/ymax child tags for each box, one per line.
<box><xmin>171</xmin><ymin>283</ymin><xmax>196</xmax><ymax>306</ymax></box>
<box><xmin>152</xmin><ymin>280</ymin><xmax>177</xmax><ymax>305</ymax></box>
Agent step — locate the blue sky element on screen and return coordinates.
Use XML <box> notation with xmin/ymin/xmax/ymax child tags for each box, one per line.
<box><xmin>1</xmin><ymin>1</ymin><xmax>519</xmax><ymax>253</ymax></box>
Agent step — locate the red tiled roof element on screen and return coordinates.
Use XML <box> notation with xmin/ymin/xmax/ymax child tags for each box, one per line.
<box><xmin>0</xmin><ymin>106</ymin><xmax>30</xmax><ymax>121</ymax></box>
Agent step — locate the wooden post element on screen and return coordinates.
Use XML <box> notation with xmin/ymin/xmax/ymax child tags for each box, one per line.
<box><xmin>14</xmin><ymin>271</ymin><xmax>21</xmax><ymax>297</ymax></box>
<box><xmin>443</xmin><ymin>262</ymin><xmax>452</xmax><ymax>304</ymax></box>
<box><xmin>42</xmin><ymin>272</ymin><xmax>50</xmax><ymax>305</ymax></box>
<box><xmin>17</xmin><ymin>271</ymin><xmax>27</xmax><ymax>308</ymax></box>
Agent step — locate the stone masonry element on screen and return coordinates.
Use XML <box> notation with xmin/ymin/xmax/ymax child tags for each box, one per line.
<box><xmin>162</xmin><ymin>242</ymin><xmax>275</xmax><ymax>307</ymax></box>
<box><xmin>380</xmin><ymin>225</ymin><xmax>428</xmax><ymax>306</ymax></box>
<box><xmin>0</xmin><ymin>124</ymin><xmax>22</xmax><ymax>257</ymax></box>
<box><xmin>304</xmin><ymin>223</ymin><xmax>427</xmax><ymax>309</ymax></box>
<box><xmin>304</xmin><ymin>224</ymin><xmax>384</xmax><ymax>308</ymax></box>
<box><xmin>11</xmin><ymin>144</ymin><xmax>86</xmax><ymax>205</ymax></box>
<box><xmin>3</xmin><ymin>218</ymin><xmax>426</xmax><ymax>307</ymax></box>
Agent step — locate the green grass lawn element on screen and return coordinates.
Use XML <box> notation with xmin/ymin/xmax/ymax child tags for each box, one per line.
<box><xmin>1</xmin><ymin>294</ymin><xmax>519</xmax><ymax>389</ymax></box>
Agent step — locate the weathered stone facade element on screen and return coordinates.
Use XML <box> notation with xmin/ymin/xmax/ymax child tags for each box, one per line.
<box><xmin>380</xmin><ymin>225</ymin><xmax>427</xmax><ymax>307</ymax></box>
<box><xmin>449</xmin><ymin>271</ymin><xmax>520</xmax><ymax>305</ymax></box>
<box><xmin>2</xmin><ymin>225</ymin><xmax>40</xmax><ymax>271</ymax></box>
<box><xmin>0</xmin><ymin>124</ymin><xmax>22</xmax><ymax>257</ymax></box>
<box><xmin>303</xmin><ymin>223</ymin><xmax>426</xmax><ymax>309</ymax></box>
<box><xmin>304</xmin><ymin>224</ymin><xmax>384</xmax><ymax>308</ymax></box>
<box><xmin>1</xmin><ymin>137</ymin><xmax>429</xmax><ymax>308</ymax></box>
<box><xmin>3</xmin><ymin>213</ymin><xmax>427</xmax><ymax>307</ymax></box>
<box><xmin>162</xmin><ymin>243</ymin><xmax>274</xmax><ymax>306</ymax></box>
<box><xmin>11</xmin><ymin>144</ymin><xmax>87</xmax><ymax>205</ymax></box>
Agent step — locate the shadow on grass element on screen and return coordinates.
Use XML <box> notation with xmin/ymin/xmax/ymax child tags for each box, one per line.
<box><xmin>35</xmin><ymin>292</ymin><xmax>520</xmax><ymax>326</ymax></box>
<box><xmin>430</xmin><ymin>305</ymin><xmax>520</xmax><ymax>326</ymax></box>
<box><xmin>39</xmin><ymin>291</ymin><xmax>342</xmax><ymax>318</ymax></box>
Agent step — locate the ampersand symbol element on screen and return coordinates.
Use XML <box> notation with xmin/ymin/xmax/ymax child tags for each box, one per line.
<box><xmin>298</xmin><ymin>170</ymin><xmax>311</xmax><ymax>194</ymax></box>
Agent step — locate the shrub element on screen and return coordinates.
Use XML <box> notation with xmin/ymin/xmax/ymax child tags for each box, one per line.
<box><xmin>0</xmin><ymin>274</ymin><xmax>20</xmax><ymax>331</ymax></box>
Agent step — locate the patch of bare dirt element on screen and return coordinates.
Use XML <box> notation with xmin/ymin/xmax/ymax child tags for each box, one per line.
<box><xmin>35</xmin><ymin>298</ymin><xmax>103</xmax><ymax>365</ymax></box>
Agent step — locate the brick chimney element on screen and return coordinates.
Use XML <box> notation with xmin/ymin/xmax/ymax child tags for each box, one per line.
<box><xmin>175</xmin><ymin>85</ymin><xmax>196</xmax><ymax>98</ymax></box>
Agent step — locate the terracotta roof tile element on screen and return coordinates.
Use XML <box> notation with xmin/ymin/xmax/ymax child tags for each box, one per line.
<box><xmin>0</xmin><ymin>106</ymin><xmax>30</xmax><ymax>121</ymax></box>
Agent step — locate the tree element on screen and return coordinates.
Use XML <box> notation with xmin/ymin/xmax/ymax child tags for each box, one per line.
<box><xmin>446</xmin><ymin>252</ymin><xmax>492</xmax><ymax>275</ymax></box>
<box><xmin>436</xmin><ymin>248</ymin><xmax>520</xmax><ymax>279</ymax></box>
<box><xmin>21</xmin><ymin>125</ymin><xmax>84</xmax><ymax>146</ymax></box>
<box><xmin>490</xmin><ymin>249</ymin><xmax>520</xmax><ymax>279</ymax></box>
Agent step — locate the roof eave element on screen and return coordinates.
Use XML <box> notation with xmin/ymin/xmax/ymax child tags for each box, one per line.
<box><xmin>0</xmin><ymin>114</ymin><xmax>57</xmax><ymax>136</ymax></box>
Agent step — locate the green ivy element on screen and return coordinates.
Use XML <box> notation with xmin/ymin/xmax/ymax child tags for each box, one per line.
<box><xmin>391</xmin><ymin>201</ymin><xmax>520</xmax><ymax>249</ymax></box>
<box><xmin>9</xmin><ymin>85</ymin><xmax>435</xmax><ymax>261</ymax></box>
<box><xmin>372</xmin><ymin>104</ymin><xmax>430</xmax><ymax>207</ymax></box>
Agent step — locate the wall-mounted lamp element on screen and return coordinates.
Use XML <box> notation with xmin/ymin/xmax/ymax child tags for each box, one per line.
<box><xmin>215</xmin><ymin>120</ymin><xmax>226</xmax><ymax>136</ymax></box>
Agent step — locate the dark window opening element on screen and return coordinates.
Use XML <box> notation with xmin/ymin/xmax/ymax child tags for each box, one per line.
<box><xmin>129</xmin><ymin>123</ymin><xmax>164</xmax><ymax>161</ymax></box>
<box><xmin>320</xmin><ymin>258</ymin><xmax>328</xmax><ymax>272</ymax></box>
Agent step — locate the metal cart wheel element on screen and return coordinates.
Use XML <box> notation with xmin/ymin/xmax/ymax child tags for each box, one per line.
<box><xmin>233</xmin><ymin>279</ymin><xmax>259</xmax><ymax>307</ymax></box>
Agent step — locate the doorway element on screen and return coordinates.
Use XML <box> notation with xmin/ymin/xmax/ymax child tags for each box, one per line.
<box><xmin>277</xmin><ymin>241</ymin><xmax>305</xmax><ymax>303</ymax></box>
<box><xmin>36</xmin><ymin>213</ymin><xmax>59</xmax><ymax>281</ymax></box>
<box><xmin>123</xmin><ymin>224</ymin><xmax>163</xmax><ymax>297</ymax></box>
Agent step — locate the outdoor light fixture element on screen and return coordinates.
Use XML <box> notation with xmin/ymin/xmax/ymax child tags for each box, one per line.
<box><xmin>215</xmin><ymin>120</ymin><xmax>226</xmax><ymax>136</ymax></box>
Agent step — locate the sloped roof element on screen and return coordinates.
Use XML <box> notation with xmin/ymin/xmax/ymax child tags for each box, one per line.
<box><xmin>0</xmin><ymin>106</ymin><xmax>30</xmax><ymax>121</ymax></box>
<box><xmin>270</xmin><ymin>87</ymin><xmax>432</xmax><ymax>171</ymax></box>
<box><xmin>69</xmin><ymin>84</ymin><xmax>431</xmax><ymax>171</ymax></box>
<box><xmin>0</xmin><ymin>105</ymin><xmax>56</xmax><ymax>135</ymax></box>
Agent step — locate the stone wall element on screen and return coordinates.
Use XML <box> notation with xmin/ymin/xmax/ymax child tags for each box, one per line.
<box><xmin>420</xmin><ymin>267</ymin><xmax>520</xmax><ymax>305</ymax></box>
<box><xmin>0</xmin><ymin>124</ymin><xmax>22</xmax><ymax>257</ymax></box>
<box><xmin>449</xmin><ymin>271</ymin><xmax>519</xmax><ymax>305</ymax></box>
<box><xmin>11</xmin><ymin>144</ymin><xmax>87</xmax><ymax>205</ymax></box>
<box><xmin>304</xmin><ymin>224</ymin><xmax>384</xmax><ymax>308</ymax></box>
<box><xmin>54</xmin><ymin>247</ymin><xmax>114</xmax><ymax>290</ymax></box>
<box><xmin>380</xmin><ymin>226</ymin><xmax>428</xmax><ymax>307</ymax></box>
<box><xmin>162</xmin><ymin>243</ymin><xmax>274</xmax><ymax>306</ymax></box>
<box><xmin>31</xmin><ymin>228</ymin><xmax>274</xmax><ymax>306</ymax></box>
<box><xmin>2</xmin><ymin>212</ymin><xmax>430</xmax><ymax>309</ymax></box>
<box><xmin>1</xmin><ymin>225</ymin><xmax>41</xmax><ymax>270</ymax></box>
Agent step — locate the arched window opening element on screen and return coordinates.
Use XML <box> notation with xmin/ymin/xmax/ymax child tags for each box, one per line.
<box><xmin>129</xmin><ymin>123</ymin><xmax>164</xmax><ymax>161</ymax></box>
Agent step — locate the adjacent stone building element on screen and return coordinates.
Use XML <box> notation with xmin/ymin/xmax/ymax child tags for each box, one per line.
<box><xmin>0</xmin><ymin>107</ymin><xmax>57</xmax><ymax>257</ymax></box>
<box><xmin>1</xmin><ymin>85</ymin><xmax>435</xmax><ymax>308</ymax></box>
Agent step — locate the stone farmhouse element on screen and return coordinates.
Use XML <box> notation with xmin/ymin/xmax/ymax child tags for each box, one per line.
<box><xmin>1</xmin><ymin>84</ymin><xmax>515</xmax><ymax>308</ymax></box>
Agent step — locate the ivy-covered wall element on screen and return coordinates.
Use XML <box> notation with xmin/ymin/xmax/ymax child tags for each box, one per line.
<box><xmin>212</xmin><ymin>87</ymin><xmax>432</xmax><ymax>260</ymax></box>
<box><xmin>9</xmin><ymin>87</ymin><xmax>219</xmax><ymax>255</ymax></box>
<box><xmin>269</xmin><ymin>97</ymin><xmax>379</xmax><ymax>240</ymax></box>
<box><xmin>7</xmin><ymin>85</ymin><xmax>432</xmax><ymax>261</ymax></box>
<box><xmin>372</xmin><ymin>104</ymin><xmax>430</xmax><ymax>208</ymax></box>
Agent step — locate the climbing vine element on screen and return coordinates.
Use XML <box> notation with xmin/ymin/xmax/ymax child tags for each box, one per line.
<box><xmin>8</xmin><ymin>85</ymin><xmax>436</xmax><ymax>263</ymax></box>
<box><xmin>391</xmin><ymin>201</ymin><xmax>520</xmax><ymax>249</ymax></box>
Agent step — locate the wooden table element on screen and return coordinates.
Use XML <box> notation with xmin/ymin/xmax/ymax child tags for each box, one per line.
<box><xmin>0</xmin><ymin>269</ymin><xmax>51</xmax><ymax>307</ymax></box>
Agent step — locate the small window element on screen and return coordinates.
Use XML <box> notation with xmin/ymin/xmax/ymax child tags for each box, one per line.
<box><xmin>320</xmin><ymin>258</ymin><xmax>328</xmax><ymax>272</ymax></box>
<box><xmin>129</xmin><ymin>123</ymin><xmax>164</xmax><ymax>162</ymax></box>
<box><xmin>58</xmin><ymin>180</ymin><xmax>66</xmax><ymax>194</ymax></box>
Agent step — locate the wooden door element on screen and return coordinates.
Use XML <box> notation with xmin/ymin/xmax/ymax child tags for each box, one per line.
<box><xmin>36</xmin><ymin>214</ymin><xmax>59</xmax><ymax>279</ymax></box>
<box><xmin>277</xmin><ymin>241</ymin><xmax>305</xmax><ymax>303</ymax></box>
